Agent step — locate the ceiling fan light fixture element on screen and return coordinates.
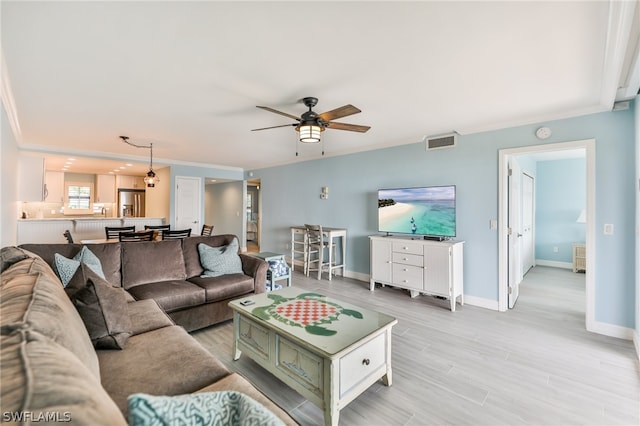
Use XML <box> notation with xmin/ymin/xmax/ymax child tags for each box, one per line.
<box><xmin>298</xmin><ymin>124</ymin><xmax>322</xmax><ymax>143</ymax></box>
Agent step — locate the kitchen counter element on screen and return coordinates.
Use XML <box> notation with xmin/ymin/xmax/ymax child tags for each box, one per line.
<box><xmin>17</xmin><ymin>218</ymin><xmax>166</xmax><ymax>244</ymax></box>
<box><xmin>18</xmin><ymin>217</ymin><xmax>165</xmax><ymax>221</ymax></box>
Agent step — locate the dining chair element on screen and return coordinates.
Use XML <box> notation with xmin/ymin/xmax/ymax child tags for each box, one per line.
<box><xmin>63</xmin><ymin>229</ymin><xmax>74</xmax><ymax>244</ymax></box>
<box><xmin>200</xmin><ymin>224</ymin><xmax>214</xmax><ymax>236</ymax></box>
<box><xmin>118</xmin><ymin>230</ymin><xmax>154</xmax><ymax>242</ymax></box>
<box><xmin>162</xmin><ymin>229</ymin><xmax>192</xmax><ymax>240</ymax></box>
<box><xmin>304</xmin><ymin>224</ymin><xmax>335</xmax><ymax>280</ymax></box>
<box><xmin>105</xmin><ymin>226</ymin><xmax>136</xmax><ymax>240</ymax></box>
<box><xmin>144</xmin><ymin>224</ymin><xmax>171</xmax><ymax>239</ymax></box>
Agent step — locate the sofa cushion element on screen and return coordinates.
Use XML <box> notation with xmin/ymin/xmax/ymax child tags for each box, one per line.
<box><xmin>182</xmin><ymin>234</ymin><xmax>240</xmax><ymax>278</ymax></box>
<box><xmin>127</xmin><ymin>391</ymin><xmax>285</xmax><ymax>426</ymax></box>
<box><xmin>198</xmin><ymin>238</ymin><xmax>243</xmax><ymax>277</ymax></box>
<box><xmin>1</xmin><ymin>246</ymin><xmax>31</xmax><ymax>273</ymax></box>
<box><xmin>54</xmin><ymin>245</ymin><xmax>105</xmax><ymax>286</ymax></box>
<box><xmin>126</xmin><ymin>280</ymin><xmax>206</xmax><ymax>312</ymax></box>
<box><xmin>97</xmin><ymin>325</ymin><xmax>230</xmax><ymax>417</ymax></box>
<box><xmin>127</xmin><ymin>299</ymin><xmax>175</xmax><ymax>335</ymax></box>
<box><xmin>0</xmin><ymin>257</ymin><xmax>100</xmax><ymax>379</ymax></box>
<box><xmin>67</xmin><ymin>264</ymin><xmax>132</xmax><ymax>349</ymax></box>
<box><xmin>0</xmin><ymin>332</ymin><xmax>127</xmax><ymax>425</ymax></box>
<box><xmin>20</xmin><ymin>243</ymin><xmax>123</xmax><ymax>287</ymax></box>
<box><xmin>121</xmin><ymin>240</ymin><xmax>187</xmax><ymax>289</ymax></box>
<box><xmin>188</xmin><ymin>274</ymin><xmax>255</xmax><ymax>303</ymax></box>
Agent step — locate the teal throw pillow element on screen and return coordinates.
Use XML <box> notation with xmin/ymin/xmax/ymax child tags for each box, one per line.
<box><xmin>128</xmin><ymin>391</ymin><xmax>285</xmax><ymax>426</ymax></box>
<box><xmin>54</xmin><ymin>246</ymin><xmax>105</xmax><ymax>287</ymax></box>
<box><xmin>198</xmin><ymin>238</ymin><xmax>243</xmax><ymax>278</ymax></box>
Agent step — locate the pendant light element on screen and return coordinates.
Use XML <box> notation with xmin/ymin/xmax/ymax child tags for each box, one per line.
<box><xmin>120</xmin><ymin>136</ymin><xmax>160</xmax><ymax>188</ymax></box>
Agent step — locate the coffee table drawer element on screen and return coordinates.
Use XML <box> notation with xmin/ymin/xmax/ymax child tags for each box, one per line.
<box><xmin>238</xmin><ymin>316</ymin><xmax>270</xmax><ymax>360</ymax></box>
<box><xmin>276</xmin><ymin>336</ymin><xmax>324</xmax><ymax>398</ymax></box>
<box><xmin>339</xmin><ymin>333</ymin><xmax>386</xmax><ymax>397</ymax></box>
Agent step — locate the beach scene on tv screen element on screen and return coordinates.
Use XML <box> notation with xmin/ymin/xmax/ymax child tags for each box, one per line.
<box><xmin>378</xmin><ymin>186</ymin><xmax>456</xmax><ymax>236</ymax></box>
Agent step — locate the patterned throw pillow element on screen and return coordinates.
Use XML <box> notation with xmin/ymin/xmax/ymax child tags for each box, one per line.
<box><xmin>128</xmin><ymin>391</ymin><xmax>284</xmax><ymax>426</ymax></box>
<box><xmin>268</xmin><ymin>259</ymin><xmax>290</xmax><ymax>278</ymax></box>
<box><xmin>54</xmin><ymin>246</ymin><xmax>105</xmax><ymax>287</ymax></box>
<box><xmin>198</xmin><ymin>238</ymin><xmax>243</xmax><ymax>278</ymax></box>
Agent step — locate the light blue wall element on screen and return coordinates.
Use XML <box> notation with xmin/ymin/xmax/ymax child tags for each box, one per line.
<box><xmin>1</xmin><ymin>102</ymin><xmax>19</xmax><ymax>246</ymax></box>
<box><xmin>250</xmin><ymin>107</ymin><xmax>636</xmax><ymax>328</ymax></box>
<box><xmin>535</xmin><ymin>158</ymin><xmax>586</xmax><ymax>263</ymax></box>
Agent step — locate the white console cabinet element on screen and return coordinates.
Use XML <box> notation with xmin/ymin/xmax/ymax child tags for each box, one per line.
<box><xmin>369</xmin><ymin>236</ymin><xmax>464</xmax><ymax>311</ymax></box>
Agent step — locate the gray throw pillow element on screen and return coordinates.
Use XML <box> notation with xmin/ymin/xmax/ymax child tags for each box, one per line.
<box><xmin>198</xmin><ymin>238</ymin><xmax>243</xmax><ymax>278</ymax></box>
<box><xmin>68</xmin><ymin>264</ymin><xmax>132</xmax><ymax>349</ymax></box>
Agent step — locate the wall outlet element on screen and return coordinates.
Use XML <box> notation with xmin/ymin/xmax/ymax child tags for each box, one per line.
<box><xmin>553</xmin><ymin>246</ymin><xmax>559</xmax><ymax>253</ymax></box>
<box><xmin>489</xmin><ymin>219</ymin><xmax>497</xmax><ymax>230</ymax></box>
<box><xmin>285</xmin><ymin>243</ymin><xmax>290</xmax><ymax>250</ymax></box>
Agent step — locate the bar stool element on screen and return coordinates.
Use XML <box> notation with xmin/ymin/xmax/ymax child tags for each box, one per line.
<box><xmin>304</xmin><ymin>224</ymin><xmax>336</xmax><ymax>280</ymax></box>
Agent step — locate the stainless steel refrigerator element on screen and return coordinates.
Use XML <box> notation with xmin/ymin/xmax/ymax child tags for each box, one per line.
<box><xmin>118</xmin><ymin>189</ymin><xmax>146</xmax><ymax>217</ymax></box>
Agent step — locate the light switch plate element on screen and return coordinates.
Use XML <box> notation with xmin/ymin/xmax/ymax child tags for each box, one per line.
<box><xmin>604</xmin><ymin>223</ymin><xmax>614</xmax><ymax>235</ymax></box>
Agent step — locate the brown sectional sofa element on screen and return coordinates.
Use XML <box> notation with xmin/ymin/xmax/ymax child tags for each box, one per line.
<box><xmin>0</xmin><ymin>239</ymin><xmax>297</xmax><ymax>424</ymax></box>
<box><xmin>21</xmin><ymin>234</ymin><xmax>268</xmax><ymax>331</ymax></box>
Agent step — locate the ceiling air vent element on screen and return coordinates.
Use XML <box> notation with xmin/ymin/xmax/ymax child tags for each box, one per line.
<box><xmin>425</xmin><ymin>133</ymin><xmax>457</xmax><ymax>151</ymax></box>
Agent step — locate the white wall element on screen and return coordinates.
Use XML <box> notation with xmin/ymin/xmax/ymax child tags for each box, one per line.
<box><xmin>1</xmin><ymin>102</ymin><xmax>19</xmax><ymax>246</ymax></box>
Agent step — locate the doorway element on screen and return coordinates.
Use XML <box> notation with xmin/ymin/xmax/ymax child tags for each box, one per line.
<box><xmin>498</xmin><ymin>139</ymin><xmax>595</xmax><ymax>331</ymax></box>
<box><xmin>246</xmin><ymin>179</ymin><xmax>261</xmax><ymax>253</ymax></box>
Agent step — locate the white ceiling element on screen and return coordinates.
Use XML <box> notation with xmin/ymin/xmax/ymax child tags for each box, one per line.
<box><xmin>2</xmin><ymin>1</ymin><xmax>639</xmax><ymax>174</ymax></box>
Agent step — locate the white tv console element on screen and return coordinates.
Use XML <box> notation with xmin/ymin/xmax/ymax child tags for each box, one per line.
<box><xmin>369</xmin><ymin>235</ymin><xmax>464</xmax><ymax>311</ymax></box>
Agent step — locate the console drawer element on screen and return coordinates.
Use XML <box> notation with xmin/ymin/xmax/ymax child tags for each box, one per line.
<box><xmin>392</xmin><ymin>241</ymin><xmax>423</xmax><ymax>255</ymax></box>
<box><xmin>392</xmin><ymin>263</ymin><xmax>423</xmax><ymax>290</ymax></box>
<box><xmin>392</xmin><ymin>252</ymin><xmax>423</xmax><ymax>267</ymax></box>
<box><xmin>339</xmin><ymin>333</ymin><xmax>386</xmax><ymax>397</ymax></box>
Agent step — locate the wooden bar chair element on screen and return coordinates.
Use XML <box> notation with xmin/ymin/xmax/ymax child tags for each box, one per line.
<box><xmin>105</xmin><ymin>226</ymin><xmax>135</xmax><ymax>240</ymax></box>
<box><xmin>144</xmin><ymin>224</ymin><xmax>171</xmax><ymax>239</ymax></box>
<box><xmin>304</xmin><ymin>224</ymin><xmax>335</xmax><ymax>280</ymax></box>
<box><xmin>200</xmin><ymin>224</ymin><xmax>214</xmax><ymax>236</ymax></box>
<box><xmin>162</xmin><ymin>229</ymin><xmax>192</xmax><ymax>240</ymax></box>
<box><xmin>118</xmin><ymin>230</ymin><xmax>154</xmax><ymax>242</ymax></box>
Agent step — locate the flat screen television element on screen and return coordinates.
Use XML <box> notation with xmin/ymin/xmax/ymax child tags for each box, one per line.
<box><xmin>378</xmin><ymin>185</ymin><xmax>456</xmax><ymax>239</ymax></box>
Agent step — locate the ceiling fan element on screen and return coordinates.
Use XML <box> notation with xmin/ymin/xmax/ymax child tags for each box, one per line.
<box><xmin>252</xmin><ymin>97</ymin><xmax>371</xmax><ymax>144</ymax></box>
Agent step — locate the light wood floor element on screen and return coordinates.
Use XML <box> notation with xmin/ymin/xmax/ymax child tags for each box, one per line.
<box><xmin>192</xmin><ymin>266</ymin><xmax>639</xmax><ymax>426</ymax></box>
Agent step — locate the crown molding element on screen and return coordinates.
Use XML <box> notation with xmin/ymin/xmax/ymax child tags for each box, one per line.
<box><xmin>1</xmin><ymin>49</ymin><xmax>22</xmax><ymax>142</ymax></box>
<box><xmin>601</xmin><ymin>0</ymin><xmax>638</xmax><ymax>107</ymax></box>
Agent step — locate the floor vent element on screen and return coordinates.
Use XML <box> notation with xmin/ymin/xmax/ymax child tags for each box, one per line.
<box><xmin>425</xmin><ymin>133</ymin><xmax>457</xmax><ymax>150</ymax></box>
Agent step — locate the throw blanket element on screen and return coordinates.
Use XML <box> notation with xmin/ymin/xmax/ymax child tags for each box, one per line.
<box><xmin>128</xmin><ymin>391</ymin><xmax>285</xmax><ymax>426</ymax></box>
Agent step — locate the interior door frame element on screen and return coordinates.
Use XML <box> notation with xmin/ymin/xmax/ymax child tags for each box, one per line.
<box><xmin>498</xmin><ymin>139</ymin><xmax>595</xmax><ymax>331</ymax></box>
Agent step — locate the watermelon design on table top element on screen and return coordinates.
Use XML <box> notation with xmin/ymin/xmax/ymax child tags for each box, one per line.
<box><xmin>251</xmin><ymin>292</ymin><xmax>363</xmax><ymax>336</ymax></box>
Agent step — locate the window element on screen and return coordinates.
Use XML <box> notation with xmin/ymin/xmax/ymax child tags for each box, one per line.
<box><xmin>64</xmin><ymin>182</ymin><xmax>94</xmax><ymax>215</ymax></box>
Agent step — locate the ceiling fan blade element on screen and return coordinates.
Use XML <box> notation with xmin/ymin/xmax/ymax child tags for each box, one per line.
<box><xmin>251</xmin><ymin>123</ymin><xmax>297</xmax><ymax>131</ymax></box>
<box><xmin>326</xmin><ymin>121</ymin><xmax>371</xmax><ymax>133</ymax></box>
<box><xmin>256</xmin><ymin>106</ymin><xmax>300</xmax><ymax>121</ymax></box>
<box><xmin>318</xmin><ymin>104</ymin><xmax>361</xmax><ymax>122</ymax></box>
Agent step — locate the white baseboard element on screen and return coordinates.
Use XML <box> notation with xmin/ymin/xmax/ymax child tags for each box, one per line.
<box><xmin>634</xmin><ymin>333</ymin><xmax>640</xmax><ymax>362</ymax></box>
<box><xmin>588</xmin><ymin>320</ymin><xmax>635</xmax><ymax>340</ymax></box>
<box><xmin>344</xmin><ymin>270</ymin><xmax>370</xmax><ymax>282</ymax></box>
<box><xmin>535</xmin><ymin>259</ymin><xmax>573</xmax><ymax>269</ymax></box>
<box><xmin>463</xmin><ymin>295</ymin><xmax>500</xmax><ymax>311</ymax></box>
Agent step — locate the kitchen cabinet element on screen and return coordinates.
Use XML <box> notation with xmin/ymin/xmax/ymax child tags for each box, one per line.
<box><xmin>96</xmin><ymin>174</ymin><xmax>116</xmax><ymax>203</ymax></box>
<box><xmin>18</xmin><ymin>155</ymin><xmax>45</xmax><ymax>201</ymax></box>
<box><xmin>44</xmin><ymin>171</ymin><xmax>65</xmax><ymax>203</ymax></box>
<box><xmin>116</xmin><ymin>175</ymin><xmax>146</xmax><ymax>189</ymax></box>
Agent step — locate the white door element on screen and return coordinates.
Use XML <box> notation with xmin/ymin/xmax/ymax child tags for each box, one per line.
<box><xmin>175</xmin><ymin>176</ymin><xmax>202</xmax><ymax>234</ymax></box>
<box><xmin>521</xmin><ymin>173</ymin><xmax>535</xmax><ymax>275</ymax></box>
<box><xmin>508</xmin><ymin>157</ymin><xmax>523</xmax><ymax>309</ymax></box>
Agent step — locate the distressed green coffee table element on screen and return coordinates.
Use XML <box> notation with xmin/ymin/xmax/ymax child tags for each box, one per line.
<box><xmin>229</xmin><ymin>287</ymin><xmax>397</xmax><ymax>426</ymax></box>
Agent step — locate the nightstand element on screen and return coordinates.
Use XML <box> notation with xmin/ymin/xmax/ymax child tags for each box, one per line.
<box><xmin>573</xmin><ymin>243</ymin><xmax>586</xmax><ymax>273</ymax></box>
